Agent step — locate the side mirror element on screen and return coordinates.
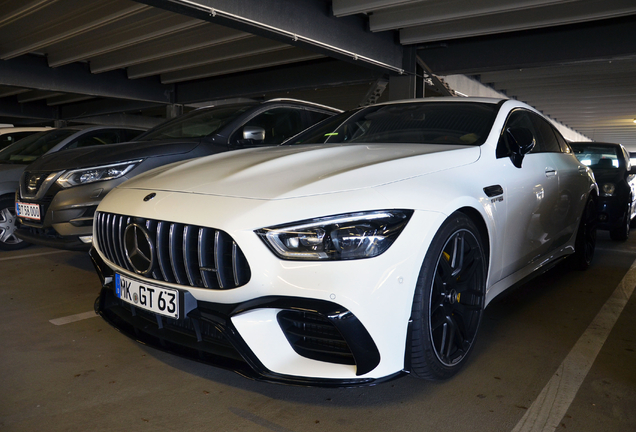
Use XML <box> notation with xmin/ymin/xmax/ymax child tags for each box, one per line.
<box><xmin>243</xmin><ymin>126</ymin><xmax>266</xmax><ymax>142</ymax></box>
<box><xmin>506</xmin><ymin>127</ymin><xmax>535</xmax><ymax>168</ymax></box>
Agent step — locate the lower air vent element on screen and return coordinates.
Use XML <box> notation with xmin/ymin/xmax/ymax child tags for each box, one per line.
<box><xmin>95</xmin><ymin>211</ymin><xmax>251</xmax><ymax>290</ymax></box>
<box><xmin>277</xmin><ymin>310</ymin><xmax>355</xmax><ymax>365</ymax></box>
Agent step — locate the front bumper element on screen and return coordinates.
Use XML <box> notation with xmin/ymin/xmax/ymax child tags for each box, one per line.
<box><xmin>91</xmin><ymin>247</ymin><xmax>402</xmax><ymax>387</ymax></box>
<box><xmin>15</xmin><ymin>177</ymin><xmax>120</xmax><ymax>250</ymax></box>
<box><xmin>597</xmin><ymin>196</ymin><xmax>626</xmax><ymax>230</ymax></box>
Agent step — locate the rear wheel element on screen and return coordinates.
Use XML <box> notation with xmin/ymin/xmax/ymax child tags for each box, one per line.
<box><xmin>571</xmin><ymin>195</ymin><xmax>597</xmax><ymax>270</ymax></box>
<box><xmin>0</xmin><ymin>196</ymin><xmax>29</xmax><ymax>251</ymax></box>
<box><xmin>409</xmin><ymin>212</ymin><xmax>486</xmax><ymax>380</ymax></box>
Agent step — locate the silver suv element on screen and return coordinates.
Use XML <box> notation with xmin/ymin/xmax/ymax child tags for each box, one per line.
<box><xmin>0</xmin><ymin>126</ymin><xmax>145</xmax><ymax>250</ymax></box>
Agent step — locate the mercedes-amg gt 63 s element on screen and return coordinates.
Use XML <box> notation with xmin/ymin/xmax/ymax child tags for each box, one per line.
<box><xmin>90</xmin><ymin>97</ymin><xmax>598</xmax><ymax>386</ymax></box>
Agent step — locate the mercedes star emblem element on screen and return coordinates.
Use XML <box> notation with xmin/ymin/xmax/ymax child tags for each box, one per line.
<box><xmin>123</xmin><ymin>223</ymin><xmax>155</xmax><ymax>275</ymax></box>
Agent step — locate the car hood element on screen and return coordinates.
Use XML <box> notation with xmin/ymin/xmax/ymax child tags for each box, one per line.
<box><xmin>25</xmin><ymin>138</ymin><xmax>202</xmax><ymax>171</ymax></box>
<box><xmin>121</xmin><ymin>143</ymin><xmax>480</xmax><ymax>200</ymax></box>
<box><xmin>0</xmin><ymin>163</ymin><xmax>26</xmax><ymax>180</ymax></box>
<box><xmin>591</xmin><ymin>168</ymin><xmax>624</xmax><ymax>184</ymax></box>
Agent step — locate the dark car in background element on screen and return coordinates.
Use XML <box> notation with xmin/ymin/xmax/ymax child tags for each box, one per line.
<box><xmin>15</xmin><ymin>99</ymin><xmax>340</xmax><ymax>251</ymax></box>
<box><xmin>571</xmin><ymin>141</ymin><xmax>636</xmax><ymax>240</ymax></box>
<box><xmin>0</xmin><ymin>126</ymin><xmax>146</xmax><ymax>250</ymax></box>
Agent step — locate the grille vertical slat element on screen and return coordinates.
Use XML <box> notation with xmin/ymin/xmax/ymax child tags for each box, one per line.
<box><xmin>183</xmin><ymin>225</ymin><xmax>201</xmax><ymax>287</ymax></box>
<box><xmin>169</xmin><ymin>223</ymin><xmax>187</xmax><ymax>285</ymax></box>
<box><xmin>198</xmin><ymin>228</ymin><xmax>210</xmax><ymax>288</ymax></box>
<box><xmin>95</xmin><ymin>211</ymin><xmax>250</xmax><ymax>290</ymax></box>
<box><xmin>96</xmin><ymin>213</ymin><xmax>104</xmax><ymax>254</ymax></box>
<box><xmin>104</xmin><ymin>213</ymin><xmax>116</xmax><ymax>262</ymax></box>
<box><xmin>113</xmin><ymin>215</ymin><xmax>127</xmax><ymax>270</ymax></box>
<box><xmin>156</xmin><ymin>221</ymin><xmax>174</xmax><ymax>283</ymax></box>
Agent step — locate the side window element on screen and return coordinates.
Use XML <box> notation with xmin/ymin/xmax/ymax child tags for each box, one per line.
<box><xmin>0</xmin><ymin>132</ymin><xmax>34</xmax><ymax>147</ymax></box>
<box><xmin>233</xmin><ymin>108</ymin><xmax>304</xmax><ymax>145</ymax></box>
<box><xmin>120</xmin><ymin>129</ymin><xmax>144</xmax><ymax>142</ymax></box>
<box><xmin>529</xmin><ymin>114</ymin><xmax>561</xmax><ymax>153</ymax></box>
<box><xmin>66</xmin><ymin>131</ymin><xmax>121</xmax><ymax>149</ymax></box>
<box><xmin>304</xmin><ymin>110</ymin><xmax>333</xmax><ymax>128</ymax></box>
<box><xmin>552</xmin><ymin>128</ymin><xmax>571</xmax><ymax>153</ymax></box>
<box><xmin>497</xmin><ymin>109</ymin><xmax>536</xmax><ymax>158</ymax></box>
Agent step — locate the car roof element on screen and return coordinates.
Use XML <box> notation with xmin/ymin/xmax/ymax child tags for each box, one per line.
<box><xmin>192</xmin><ymin>98</ymin><xmax>342</xmax><ymax>114</ymax></box>
<box><xmin>55</xmin><ymin>125</ymin><xmax>146</xmax><ymax>132</ymax></box>
<box><xmin>375</xmin><ymin>96</ymin><xmax>507</xmax><ymax>107</ymax></box>
<box><xmin>0</xmin><ymin>127</ymin><xmax>52</xmax><ymax>133</ymax></box>
<box><xmin>570</xmin><ymin>141</ymin><xmax>623</xmax><ymax>148</ymax></box>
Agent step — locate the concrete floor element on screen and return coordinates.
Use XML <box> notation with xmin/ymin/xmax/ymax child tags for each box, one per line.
<box><xmin>1</xmin><ymin>232</ymin><xmax>634</xmax><ymax>432</ymax></box>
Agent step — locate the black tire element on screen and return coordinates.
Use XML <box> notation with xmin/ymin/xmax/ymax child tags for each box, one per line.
<box><xmin>609</xmin><ymin>203</ymin><xmax>630</xmax><ymax>241</ymax></box>
<box><xmin>571</xmin><ymin>195</ymin><xmax>597</xmax><ymax>270</ymax></box>
<box><xmin>409</xmin><ymin>212</ymin><xmax>487</xmax><ymax>380</ymax></box>
<box><xmin>0</xmin><ymin>196</ymin><xmax>30</xmax><ymax>251</ymax></box>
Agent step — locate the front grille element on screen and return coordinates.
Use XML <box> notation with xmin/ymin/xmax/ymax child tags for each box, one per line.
<box><xmin>20</xmin><ymin>170</ymin><xmax>55</xmax><ymax>198</ymax></box>
<box><xmin>95</xmin><ymin>211</ymin><xmax>251</xmax><ymax>290</ymax></box>
<box><xmin>277</xmin><ymin>310</ymin><xmax>355</xmax><ymax>365</ymax></box>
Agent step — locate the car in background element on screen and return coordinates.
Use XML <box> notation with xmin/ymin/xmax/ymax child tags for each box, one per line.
<box><xmin>571</xmin><ymin>141</ymin><xmax>636</xmax><ymax>240</ymax></box>
<box><xmin>15</xmin><ymin>99</ymin><xmax>340</xmax><ymax>251</ymax></box>
<box><xmin>0</xmin><ymin>127</ymin><xmax>53</xmax><ymax>150</ymax></box>
<box><xmin>0</xmin><ymin>126</ymin><xmax>145</xmax><ymax>250</ymax></box>
<box><xmin>91</xmin><ymin>97</ymin><xmax>597</xmax><ymax>386</ymax></box>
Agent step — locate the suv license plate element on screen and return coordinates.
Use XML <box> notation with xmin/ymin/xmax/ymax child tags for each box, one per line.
<box><xmin>115</xmin><ymin>274</ymin><xmax>179</xmax><ymax>319</ymax></box>
<box><xmin>16</xmin><ymin>202</ymin><xmax>40</xmax><ymax>220</ymax></box>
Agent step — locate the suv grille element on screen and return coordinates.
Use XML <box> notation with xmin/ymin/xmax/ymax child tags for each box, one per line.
<box><xmin>20</xmin><ymin>170</ymin><xmax>55</xmax><ymax>198</ymax></box>
<box><xmin>95</xmin><ymin>211</ymin><xmax>251</xmax><ymax>290</ymax></box>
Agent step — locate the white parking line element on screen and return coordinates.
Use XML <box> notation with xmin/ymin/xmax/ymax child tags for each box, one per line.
<box><xmin>0</xmin><ymin>250</ymin><xmax>71</xmax><ymax>262</ymax></box>
<box><xmin>50</xmin><ymin>311</ymin><xmax>98</xmax><ymax>326</ymax></box>
<box><xmin>512</xmin><ymin>258</ymin><xmax>636</xmax><ymax>432</ymax></box>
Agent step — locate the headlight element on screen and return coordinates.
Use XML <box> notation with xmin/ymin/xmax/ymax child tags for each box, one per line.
<box><xmin>601</xmin><ymin>183</ymin><xmax>615</xmax><ymax>197</ymax></box>
<box><xmin>256</xmin><ymin>210</ymin><xmax>413</xmax><ymax>260</ymax></box>
<box><xmin>56</xmin><ymin>160</ymin><xmax>143</xmax><ymax>188</ymax></box>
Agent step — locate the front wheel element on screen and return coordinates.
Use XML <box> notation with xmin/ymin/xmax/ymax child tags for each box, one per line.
<box><xmin>0</xmin><ymin>196</ymin><xmax>30</xmax><ymax>251</ymax></box>
<box><xmin>409</xmin><ymin>212</ymin><xmax>487</xmax><ymax>380</ymax></box>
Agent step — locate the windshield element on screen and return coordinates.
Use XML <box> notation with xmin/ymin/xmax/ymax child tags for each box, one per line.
<box><xmin>0</xmin><ymin>129</ymin><xmax>77</xmax><ymax>164</ymax></box>
<box><xmin>136</xmin><ymin>104</ymin><xmax>255</xmax><ymax>141</ymax></box>
<box><xmin>289</xmin><ymin>102</ymin><xmax>499</xmax><ymax>146</ymax></box>
<box><xmin>572</xmin><ymin>144</ymin><xmax>620</xmax><ymax>169</ymax></box>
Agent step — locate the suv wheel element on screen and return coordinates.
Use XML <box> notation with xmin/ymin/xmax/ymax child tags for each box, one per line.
<box><xmin>0</xmin><ymin>196</ymin><xmax>29</xmax><ymax>251</ymax></box>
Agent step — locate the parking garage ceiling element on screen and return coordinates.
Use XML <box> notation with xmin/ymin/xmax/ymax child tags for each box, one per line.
<box><xmin>0</xmin><ymin>0</ymin><xmax>635</xmax><ymax>145</ymax></box>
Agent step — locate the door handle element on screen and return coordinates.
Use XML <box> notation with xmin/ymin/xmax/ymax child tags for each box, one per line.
<box><xmin>545</xmin><ymin>168</ymin><xmax>557</xmax><ymax>177</ymax></box>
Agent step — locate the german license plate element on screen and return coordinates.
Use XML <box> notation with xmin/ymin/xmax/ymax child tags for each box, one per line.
<box><xmin>115</xmin><ymin>274</ymin><xmax>179</xmax><ymax>319</ymax></box>
<box><xmin>16</xmin><ymin>202</ymin><xmax>40</xmax><ymax>220</ymax></box>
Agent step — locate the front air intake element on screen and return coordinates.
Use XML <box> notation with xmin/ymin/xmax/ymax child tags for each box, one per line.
<box><xmin>95</xmin><ymin>211</ymin><xmax>251</xmax><ymax>290</ymax></box>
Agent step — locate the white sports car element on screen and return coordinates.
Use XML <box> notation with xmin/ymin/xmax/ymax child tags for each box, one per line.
<box><xmin>91</xmin><ymin>97</ymin><xmax>597</xmax><ymax>386</ymax></box>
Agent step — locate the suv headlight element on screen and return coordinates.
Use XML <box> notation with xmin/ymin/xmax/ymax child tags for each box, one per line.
<box><xmin>256</xmin><ymin>210</ymin><xmax>413</xmax><ymax>260</ymax></box>
<box><xmin>601</xmin><ymin>183</ymin><xmax>615</xmax><ymax>197</ymax></box>
<box><xmin>56</xmin><ymin>160</ymin><xmax>143</xmax><ymax>188</ymax></box>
